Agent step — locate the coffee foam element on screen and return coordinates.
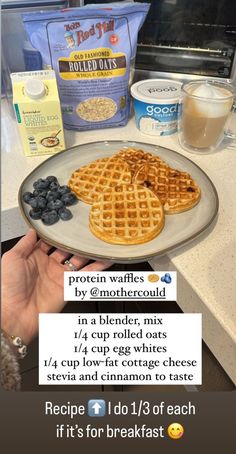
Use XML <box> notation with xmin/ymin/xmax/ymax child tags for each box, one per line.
<box><xmin>189</xmin><ymin>83</ymin><xmax>232</xmax><ymax>118</ymax></box>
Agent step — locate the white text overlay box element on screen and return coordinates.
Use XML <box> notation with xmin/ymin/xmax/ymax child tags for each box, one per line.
<box><xmin>39</xmin><ymin>313</ymin><xmax>202</xmax><ymax>385</ymax></box>
<box><xmin>64</xmin><ymin>271</ymin><xmax>176</xmax><ymax>301</ymax></box>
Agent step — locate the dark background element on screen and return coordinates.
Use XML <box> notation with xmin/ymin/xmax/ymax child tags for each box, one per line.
<box><xmin>0</xmin><ymin>389</ymin><xmax>235</xmax><ymax>452</ymax></box>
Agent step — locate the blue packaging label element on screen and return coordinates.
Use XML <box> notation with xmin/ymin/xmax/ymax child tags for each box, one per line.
<box><xmin>22</xmin><ymin>4</ymin><xmax>150</xmax><ymax>131</ymax></box>
<box><xmin>23</xmin><ymin>49</ymin><xmax>43</xmax><ymax>71</ymax></box>
<box><xmin>133</xmin><ymin>99</ymin><xmax>180</xmax><ymax>136</ymax></box>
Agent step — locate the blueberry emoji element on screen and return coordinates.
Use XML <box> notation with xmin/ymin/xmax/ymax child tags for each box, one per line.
<box><xmin>164</xmin><ymin>274</ymin><xmax>172</xmax><ymax>284</ymax></box>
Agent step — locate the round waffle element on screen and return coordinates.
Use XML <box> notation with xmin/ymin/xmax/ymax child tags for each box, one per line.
<box><xmin>89</xmin><ymin>183</ymin><xmax>165</xmax><ymax>245</ymax></box>
<box><xmin>115</xmin><ymin>147</ymin><xmax>165</xmax><ymax>175</ymax></box>
<box><xmin>133</xmin><ymin>162</ymin><xmax>201</xmax><ymax>214</ymax></box>
<box><xmin>68</xmin><ymin>157</ymin><xmax>131</xmax><ymax>204</ymax></box>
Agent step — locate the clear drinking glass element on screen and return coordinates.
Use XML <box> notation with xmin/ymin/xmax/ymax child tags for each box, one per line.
<box><xmin>224</xmin><ymin>98</ymin><xmax>236</xmax><ymax>140</ymax></box>
<box><xmin>178</xmin><ymin>80</ymin><xmax>235</xmax><ymax>153</ymax></box>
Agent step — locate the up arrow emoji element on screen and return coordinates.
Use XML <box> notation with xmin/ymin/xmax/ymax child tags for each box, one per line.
<box><xmin>92</xmin><ymin>402</ymin><xmax>102</xmax><ymax>415</ymax></box>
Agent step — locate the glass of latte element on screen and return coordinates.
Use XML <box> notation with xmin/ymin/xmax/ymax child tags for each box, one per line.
<box><xmin>179</xmin><ymin>80</ymin><xmax>235</xmax><ymax>153</ymax></box>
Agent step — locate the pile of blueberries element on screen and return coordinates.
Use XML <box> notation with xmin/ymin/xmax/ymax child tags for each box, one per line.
<box><xmin>22</xmin><ymin>176</ymin><xmax>77</xmax><ymax>225</ymax></box>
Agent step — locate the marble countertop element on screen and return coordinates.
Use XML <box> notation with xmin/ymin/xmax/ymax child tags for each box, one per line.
<box><xmin>2</xmin><ymin>98</ymin><xmax>236</xmax><ymax>384</ymax></box>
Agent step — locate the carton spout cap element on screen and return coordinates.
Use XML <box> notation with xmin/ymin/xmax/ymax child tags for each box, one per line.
<box><xmin>25</xmin><ymin>78</ymin><xmax>46</xmax><ymax>99</ymax></box>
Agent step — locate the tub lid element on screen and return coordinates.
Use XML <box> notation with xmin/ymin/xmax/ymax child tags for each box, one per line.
<box><xmin>131</xmin><ymin>79</ymin><xmax>182</xmax><ymax>103</ymax></box>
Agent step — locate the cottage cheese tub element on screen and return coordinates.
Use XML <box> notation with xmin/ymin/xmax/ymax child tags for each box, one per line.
<box><xmin>131</xmin><ymin>79</ymin><xmax>182</xmax><ymax>136</ymax></box>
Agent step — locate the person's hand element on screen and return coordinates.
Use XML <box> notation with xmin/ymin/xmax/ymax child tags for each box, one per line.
<box><xmin>1</xmin><ymin>229</ymin><xmax>112</xmax><ymax>344</ymax></box>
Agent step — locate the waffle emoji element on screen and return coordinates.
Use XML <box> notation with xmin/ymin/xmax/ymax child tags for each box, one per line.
<box><xmin>133</xmin><ymin>161</ymin><xmax>201</xmax><ymax>214</ymax></box>
<box><xmin>115</xmin><ymin>147</ymin><xmax>165</xmax><ymax>175</ymax></box>
<box><xmin>68</xmin><ymin>157</ymin><xmax>131</xmax><ymax>204</ymax></box>
<box><xmin>89</xmin><ymin>183</ymin><xmax>164</xmax><ymax>245</ymax></box>
<box><xmin>148</xmin><ymin>274</ymin><xmax>159</xmax><ymax>282</ymax></box>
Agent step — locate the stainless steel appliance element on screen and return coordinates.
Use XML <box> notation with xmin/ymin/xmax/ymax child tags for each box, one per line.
<box><xmin>135</xmin><ymin>0</ymin><xmax>236</xmax><ymax>83</ymax></box>
<box><xmin>80</xmin><ymin>0</ymin><xmax>236</xmax><ymax>84</ymax></box>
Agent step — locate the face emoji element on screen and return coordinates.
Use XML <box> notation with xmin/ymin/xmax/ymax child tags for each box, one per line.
<box><xmin>167</xmin><ymin>423</ymin><xmax>184</xmax><ymax>439</ymax></box>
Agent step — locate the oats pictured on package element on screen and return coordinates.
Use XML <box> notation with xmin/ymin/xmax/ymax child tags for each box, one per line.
<box><xmin>23</xmin><ymin>3</ymin><xmax>150</xmax><ymax>131</ymax></box>
<box><xmin>77</xmin><ymin>97</ymin><xmax>117</xmax><ymax>122</ymax></box>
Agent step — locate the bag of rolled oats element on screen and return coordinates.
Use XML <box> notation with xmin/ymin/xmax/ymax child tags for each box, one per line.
<box><xmin>22</xmin><ymin>2</ymin><xmax>150</xmax><ymax>131</ymax></box>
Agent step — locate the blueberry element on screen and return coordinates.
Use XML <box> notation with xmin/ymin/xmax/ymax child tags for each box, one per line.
<box><xmin>29</xmin><ymin>196</ymin><xmax>47</xmax><ymax>209</ymax></box>
<box><xmin>58</xmin><ymin>207</ymin><xmax>73</xmax><ymax>221</ymax></box>
<box><xmin>46</xmin><ymin>176</ymin><xmax>58</xmax><ymax>184</ymax></box>
<box><xmin>33</xmin><ymin>178</ymin><xmax>49</xmax><ymax>190</ymax></box>
<box><xmin>58</xmin><ymin>185</ymin><xmax>71</xmax><ymax>196</ymax></box>
<box><xmin>33</xmin><ymin>178</ymin><xmax>43</xmax><ymax>189</ymax></box>
<box><xmin>49</xmin><ymin>181</ymin><xmax>60</xmax><ymax>191</ymax></box>
<box><xmin>23</xmin><ymin>192</ymin><xmax>33</xmax><ymax>204</ymax></box>
<box><xmin>47</xmin><ymin>199</ymin><xmax>64</xmax><ymax>211</ymax></box>
<box><xmin>37</xmin><ymin>179</ymin><xmax>50</xmax><ymax>190</ymax></box>
<box><xmin>61</xmin><ymin>192</ymin><xmax>77</xmax><ymax>206</ymax></box>
<box><xmin>161</xmin><ymin>276</ymin><xmax>165</xmax><ymax>282</ymax></box>
<box><xmin>29</xmin><ymin>209</ymin><xmax>42</xmax><ymax>220</ymax></box>
<box><xmin>42</xmin><ymin>210</ymin><xmax>59</xmax><ymax>225</ymax></box>
<box><xmin>33</xmin><ymin>189</ymin><xmax>48</xmax><ymax>198</ymax></box>
<box><xmin>46</xmin><ymin>190</ymin><xmax>60</xmax><ymax>202</ymax></box>
<box><xmin>29</xmin><ymin>197</ymin><xmax>39</xmax><ymax>209</ymax></box>
<box><xmin>37</xmin><ymin>196</ymin><xmax>47</xmax><ymax>209</ymax></box>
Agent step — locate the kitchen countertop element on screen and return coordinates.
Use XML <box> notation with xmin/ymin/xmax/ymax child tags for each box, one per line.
<box><xmin>2</xmin><ymin>98</ymin><xmax>236</xmax><ymax>384</ymax></box>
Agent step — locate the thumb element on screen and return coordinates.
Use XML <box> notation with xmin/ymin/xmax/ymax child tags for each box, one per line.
<box><xmin>13</xmin><ymin>229</ymin><xmax>38</xmax><ymax>258</ymax></box>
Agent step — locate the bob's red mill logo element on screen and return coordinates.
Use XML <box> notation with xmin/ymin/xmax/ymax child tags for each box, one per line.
<box><xmin>64</xmin><ymin>19</ymin><xmax>114</xmax><ymax>46</ymax></box>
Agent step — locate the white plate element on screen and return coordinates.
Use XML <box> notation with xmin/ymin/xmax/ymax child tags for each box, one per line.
<box><xmin>19</xmin><ymin>140</ymin><xmax>219</xmax><ymax>263</ymax></box>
